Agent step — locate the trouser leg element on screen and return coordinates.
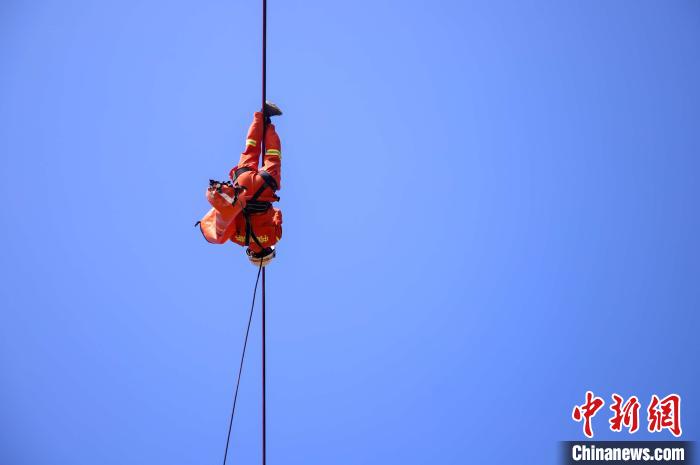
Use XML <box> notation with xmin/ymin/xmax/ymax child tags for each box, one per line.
<box><xmin>236</xmin><ymin>112</ymin><xmax>264</xmax><ymax>171</ymax></box>
<box><xmin>262</xmin><ymin>122</ymin><xmax>282</xmax><ymax>188</ymax></box>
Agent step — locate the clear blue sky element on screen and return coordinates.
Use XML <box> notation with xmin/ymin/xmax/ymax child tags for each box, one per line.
<box><xmin>1</xmin><ymin>1</ymin><xmax>699</xmax><ymax>464</ymax></box>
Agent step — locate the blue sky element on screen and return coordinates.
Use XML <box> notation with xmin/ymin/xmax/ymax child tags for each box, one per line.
<box><xmin>1</xmin><ymin>1</ymin><xmax>699</xmax><ymax>464</ymax></box>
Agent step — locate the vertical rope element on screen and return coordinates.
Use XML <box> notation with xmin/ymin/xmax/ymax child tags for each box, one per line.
<box><xmin>261</xmin><ymin>1</ymin><xmax>268</xmax><ymax>465</ymax></box>
<box><xmin>262</xmin><ymin>267</ymin><xmax>267</xmax><ymax>465</ymax></box>
<box><xmin>222</xmin><ymin>262</ymin><xmax>263</xmax><ymax>465</ymax></box>
<box><xmin>261</xmin><ymin>0</ymin><xmax>267</xmax><ymax>167</ymax></box>
<box><xmin>219</xmin><ymin>2</ymin><xmax>269</xmax><ymax>463</ymax></box>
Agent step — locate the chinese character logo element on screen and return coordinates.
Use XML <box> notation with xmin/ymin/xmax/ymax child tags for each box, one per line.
<box><xmin>648</xmin><ymin>394</ymin><xmax>682</xmax><ymax>437</ymax></box>
<box><xmin>572</xmin><ymin>392</ymin><xmax>682</xmax><ymax>438</ymax></box>
<box><xmin>572</xmin><ymin>391</ymin><xmax>605</xmax><ymax>438</ymax></box>
<box><xmin>609</xmin><ymin>394</ymin><xmax>640</xmax><ymax>433</ymax></box>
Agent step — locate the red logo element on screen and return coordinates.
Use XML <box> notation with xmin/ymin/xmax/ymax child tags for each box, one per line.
<box><xmin>572</xmin><ymin>391</ymin><xmax>605</xmax><ymax>438</ymax></box>
<box><xmin>572</xmin><ymin>392</ymin><xmax>682</xmax><ymax>438</ymax></box>
<box><xmin>609</xmin><ymin>394</ymin><xmax>641</xmax><ymax>433</ymax></box>
<box><xmin>648</xmin><ymin>394</ymin><xmax>682</xmax><ymax>437</ymax></box>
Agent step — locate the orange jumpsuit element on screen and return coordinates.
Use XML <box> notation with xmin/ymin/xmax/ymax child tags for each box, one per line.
<box><xmin>198</xmin><ymin>112</ymin><xmax>282</xmax><ymax>252</ymax></box>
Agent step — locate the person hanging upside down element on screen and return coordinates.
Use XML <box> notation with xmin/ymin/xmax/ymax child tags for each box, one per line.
<box><xmin>197</xmin><ymin>102</ymin><xmax>283</xmax><ymax>266</ymax></box>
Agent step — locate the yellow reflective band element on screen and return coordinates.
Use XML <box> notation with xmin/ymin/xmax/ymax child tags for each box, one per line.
<box><xmin>265</xmin><ymin>149</ymin><xmax>281</xmax><ymax>156</ymax></box>
<box><xmin>234</xmin><ymin>235</ymin><xmax>246</xmax><ymax>242</ymax></box>
<box><xmin>258</xmin><ymin>235</ymin><xmax>269</xmax><ymax>243</ymax></box>
<box><xmin>246</xmin><ymin>139</ymin><xmax>257</xmax><ymax>147</ymax></box>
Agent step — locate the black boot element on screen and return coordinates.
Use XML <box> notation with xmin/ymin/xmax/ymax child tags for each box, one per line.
<box><xmin>263</xmin><ymin>101</ymin><xmax>283</xmax><ymax>118</ymax></box>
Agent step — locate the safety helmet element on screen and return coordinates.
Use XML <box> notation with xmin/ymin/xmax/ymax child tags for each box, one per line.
<box><xmin>247</xmin><ymin>246</ymin><xmax>276</xmax><ymax>267</ymax></box>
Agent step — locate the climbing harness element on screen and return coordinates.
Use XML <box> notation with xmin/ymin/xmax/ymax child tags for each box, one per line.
<box><xmin>231</xmin><ymin>167</ymin><xmax>280</xmax><ymax>251</ymax></box>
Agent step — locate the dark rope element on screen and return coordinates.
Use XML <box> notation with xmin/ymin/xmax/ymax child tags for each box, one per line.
<box><xmin>261</xmin><ymin>1</ymin><xmax>268</xmax><ymax>464</ymax></box>
<box><xmin>261</xmin><ymin>266</ymin><xmax>267</xmax><ymax>465</ymax></box>
<box><xmin>261</xmin><ymin>0</ymin><xmax>267</xmax><ymax>168</ymax></box>
<box><xmin>220</xmin><ymin>0</ymin><xmax>269</xmax><ymax>462</ymax></box>
<box><xmin>222</xmin><ymin>261</ymin><xmax>264</xmax><ymax>465</ymax></box>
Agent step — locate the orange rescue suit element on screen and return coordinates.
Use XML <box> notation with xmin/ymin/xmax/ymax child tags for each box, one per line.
<box><xmin>198</xmin><ymin>112</ymin><xmax>282</xmax><ymax>252</ymax></box>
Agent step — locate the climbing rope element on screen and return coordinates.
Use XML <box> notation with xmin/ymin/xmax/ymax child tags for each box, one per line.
<box><xmin>222</xmin><ymin>261</ymin><xmax>263</xmax><ymax>465</ymax></box>
<box><xmin>260</xmin><ymin>0</ymin><xmax>269</xmax><ymax>463</ymax></box>
<box><xmin>261</xmin><ymin>266</ymin><xmax>267</xmax><ymax>465</ymax></box>
<box><xmin>221</xmin><ymin>0</ymin><xmax>270</xmax><ymax>463</ymax></box>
